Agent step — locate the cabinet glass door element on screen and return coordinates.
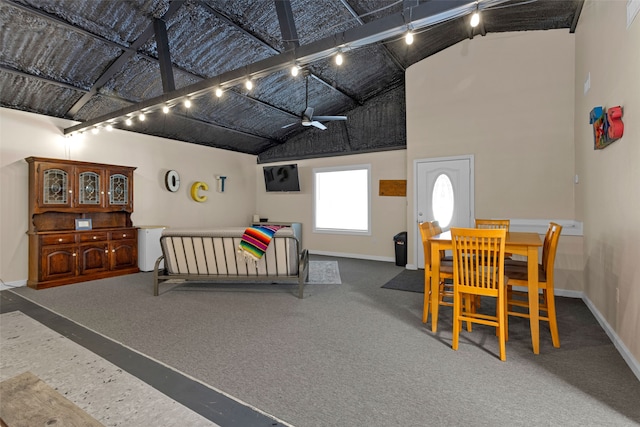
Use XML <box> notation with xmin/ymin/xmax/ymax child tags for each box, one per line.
<box><xmin>43</xmin><ymin>168</ymin><xmax>69</xmax><ymax>205</ymax></box>
<box><xmin>79</xmin><ymin>171</ymin><xmax>101</xmax><ymax>205</ymax></box>
<box><xmin>109</xmin><ymin>174</ymin><xmax>128</xmax><ymax>205</ymax></box>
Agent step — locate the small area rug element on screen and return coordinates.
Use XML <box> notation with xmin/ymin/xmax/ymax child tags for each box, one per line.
<box><xmin>307</xmin><ymin>261</ymin><xmax>341</xmax><ymax>285</ymax></box>
<box><xmin>381</xmin><ymin>269</ymin><xmax>424</xmax><ymax>292</ymax></box>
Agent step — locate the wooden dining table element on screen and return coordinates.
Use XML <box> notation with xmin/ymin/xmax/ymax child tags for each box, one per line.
<box><xmin>428</xmin><ymin>230</ymin><xmax>544</xmax><ymax>354</ymax></box>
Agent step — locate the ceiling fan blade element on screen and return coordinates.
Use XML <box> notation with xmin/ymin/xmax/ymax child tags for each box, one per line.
<box><xmin>281</xmin><ymin>122</ymin><xmax>298</xmax><ymax>129</ymax></box>
<box><xmin>310</xmin><ymin>121</ymin><xmax>327</xmax><ymax>130</ymax></box>
<box><xmin>313</xmin><ymin>115</ymin><xmax>347</xmax><ymax>121</ymax></box>
<box><xmin>303</xmin><ymin>107</ymin><xmax>314</xmax><ymax>120</ymax></box>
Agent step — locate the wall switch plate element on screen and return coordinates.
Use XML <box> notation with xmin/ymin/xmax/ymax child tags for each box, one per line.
<box><xmin>584</xmin><ymin>72</ymin><xmax>590</xmax><ymax>95</ymax></box>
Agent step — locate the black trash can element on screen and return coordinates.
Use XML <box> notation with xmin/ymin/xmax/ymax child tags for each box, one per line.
<box><xmin>393</xmin><ymin>231</ymin><xmax>407</xmax><ymax>266</ymax></box>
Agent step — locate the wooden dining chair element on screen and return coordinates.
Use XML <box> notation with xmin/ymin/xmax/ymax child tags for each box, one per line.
<box><xmin>451</xmin><ymin>227</ymin><xmax>508</xmax><ymax>361</ymax></box>
<box><xmin>504</xmin><ymin>222</ymin><xmax>563</xmax><ymax>348</ymax></box>
<box><xmin>475</xmin><ymin>218</ymin><xmax>512</xmax><ymax>259</ymax></box>
<box><xmin>418</xmin><ymin>221</ymin><xmax>454</xmax><ymax>324</ymax></box>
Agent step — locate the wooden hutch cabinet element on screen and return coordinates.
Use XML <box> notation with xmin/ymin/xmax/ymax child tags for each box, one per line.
<box><xmin>26</xmin><ymin>157</ymin><xmax>139</xmax><ymax>289</ymax></box>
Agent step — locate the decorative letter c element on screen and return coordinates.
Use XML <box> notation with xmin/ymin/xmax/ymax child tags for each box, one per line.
<box><xmin>191</xmin><ymin>181</ymin><xmax>208</xmax><ymax>202</ymax></box>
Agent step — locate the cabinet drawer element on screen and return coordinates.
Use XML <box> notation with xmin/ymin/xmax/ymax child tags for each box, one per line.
<box><xmin>41</xmin><ymin>234</ymin><xmax>76</xmax><ymax>245</ymax></box>
<box><xmin>79</xmin><ymin>232</ymin><xmax>108</xmax><ymax>242</ymax></box>
<box><xmin>110</xmin><ymin>229</ymin><xmax>136</xmax><ymax>240</ymax></box>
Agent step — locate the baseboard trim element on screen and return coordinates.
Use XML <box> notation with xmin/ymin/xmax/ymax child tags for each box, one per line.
<box><xmin>581</xmin><ymin>294</ymin><xmax>640</xmax><ymax>381</ymax></box>
<box><xmin>0</xmin><ymin>279</ymin><xmax>27</xmax><ymax>291</ymax></box>
<box><xmin>309</xmin><ymin>250</ymin><xmax>394</xmax><ymax>263</ymax></box>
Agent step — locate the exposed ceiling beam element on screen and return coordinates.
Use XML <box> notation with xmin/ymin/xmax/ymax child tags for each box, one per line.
<box><xmin>154</xmin><ymin>18</ymin><xmax>176</xmax><ymax>93</ymax></box>
<box><xmin>338</xmin><ymin>0</ymin><xmax>406</xmax><ymax>72</ymax></box>
<box><xmin>66</xmin><ymin>0</ymin><xmax>185</xmax><ymax>116</ymax></box>
<box><xmin>65</xmin><ymin>0</ymin><xmax>511</xmax><ymax>136</ymax></box>
<box><xmin>275</xmin><ymin>0</ymin><xmax>300</xmax><ymax>51</ymax></box>
<box><xmin>195</xmin><ymin>0</ymin><xmax>357</xmax><ymax>104</ymax></box>
<box><xmin>570</xmin><ymin>0</ymin><xmax>584</xmax><ymax>33</ymax></box>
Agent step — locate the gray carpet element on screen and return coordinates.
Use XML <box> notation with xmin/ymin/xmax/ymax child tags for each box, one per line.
<box><xmin>5</xmin><ymin>256</ymin><xmax>640</xmax><ymax>427</ymax></box>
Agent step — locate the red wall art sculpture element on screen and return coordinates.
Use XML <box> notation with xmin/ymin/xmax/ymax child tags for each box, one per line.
<box><xmin>590</xmin><ymin>105</ymin><xmax>624</xmax><ymax>150</ymax></box>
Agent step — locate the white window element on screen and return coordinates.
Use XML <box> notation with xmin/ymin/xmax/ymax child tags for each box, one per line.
<box><xmin>313</xmin><ymin>165</ymin><xmax>371</xmax><ymax>234</ymax></box>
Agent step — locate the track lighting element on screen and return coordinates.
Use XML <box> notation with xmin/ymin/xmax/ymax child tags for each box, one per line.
<box><xmin>215</xmin><ymin>87</ymin><xmax>223</xmax><ymax>97</ymax></box>
<box><xmin>245</xmin><ymin>79</ymin><xmax>253</xmax><ymax>90</ymax></box>
<box><xmin>125</xmin><ymin>118</ymin><xmax>132</xmax><ymax>126</ymax></box>
<box><xmin>91</xmin><ymin>127</ymin><xmax>99</xmax><ymax>135</ymax></box>
<box><xmin>405</xmin><ymin>31</ymin><xmax>414</xmax><ymax>45</ymax></box>
<box><xmin>162</xmin><ymin>105</ymin><xmax>170</xmax><ymax>114</ymax></box>
<box><xmin>184</xmin><ymin>99</ymin><xmax>191</xmax><ymax>108</ymax></box>
<box><xmin>335</xmin><ymin>53</ymin><xmax>343</xmax><ymax>66</ymax></box>
<box><xmin>106</xmin><ymin>124</ymin><xmax>113</xmax><ymax>131</ymax></box>
<box><xmin>291</xmin><ymin>65</ymin><xmax>300</xmax><ymax>76</ymax></box>
<box><xmin>139</xmin><ymin>113</ymin><xmax>146</xmax><ymax>122</ymax></box>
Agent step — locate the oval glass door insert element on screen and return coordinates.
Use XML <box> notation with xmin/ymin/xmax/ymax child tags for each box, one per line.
<box><xmin>431</xmin><ymin>173</ymin><xmax>454</xmax><ymax>228</ymax></box>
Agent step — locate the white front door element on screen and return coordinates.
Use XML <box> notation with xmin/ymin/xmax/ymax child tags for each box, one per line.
<box><xmin>415</xmin><ymin>156</ymin><xmax>474</xmax><ymax>268</ymax></box>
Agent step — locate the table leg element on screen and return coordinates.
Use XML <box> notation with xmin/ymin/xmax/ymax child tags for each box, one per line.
<box><xmin>431</xmin><ymin>242</ymin><xmax>441</xmax><ymax>333</ymax></box>
<box><xmin>527</xmin><ymin>246</ymin><xmax>540</xmax><ymax>354</ymax></box>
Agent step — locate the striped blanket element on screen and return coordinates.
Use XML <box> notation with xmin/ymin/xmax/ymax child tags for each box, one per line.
<box><xmin>238</xmin><ymin>225</ymin><xmax>283</xmax><ymax>261</ymax></box>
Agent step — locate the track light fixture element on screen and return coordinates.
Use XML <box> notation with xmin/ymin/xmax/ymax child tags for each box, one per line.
<box><xmin>245</xmin><ymin>79</ymin><xmax>253</xmax><ymax>90</ymax></box>
<box><xmin>162</xmin><ymin>105</ymin><xmax>170</xmax><ymax>114</ymax></box>
<box><xmin>91</xmin><ymin>127</ymin><xmax>99</xmax><ymax>135</ymax></box>
<box><xmin>291</xmin><ymin>65</ymin><xmax>300</xmax><ymax>76</ymax></box>
<box><xmin>106</xmin><ymin>124</ymin><xmax>113</xmax><ymax>131</ymax></box>
<box><xmin>335</xmin><ymin>52</ymin><xmax>343</xmax><ymax>65</ymax></box>
<box><xmin>184</xmin><ymin>99</ymin><xmax>191</xmax><ymax>108</ymax></box>
<box><xmin>125</xmin><ymin>118</ymin><xmax>132</xmax><ymax>126</ymax></box>
<box><xmin>139</xmin><ymin>113</ymin><xmax>146</xmax><ymax>122</ymax></box>
<box><xmin>215</xmin><ymin>87</ymin><xmax>223</xmax><ymax>97</ymax></box>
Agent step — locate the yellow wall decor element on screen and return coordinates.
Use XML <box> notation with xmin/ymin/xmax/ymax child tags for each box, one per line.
<box><xmin>190</xmin><ymin>181</ymin><xmax>209</xmax><ymax>202</ymax></box>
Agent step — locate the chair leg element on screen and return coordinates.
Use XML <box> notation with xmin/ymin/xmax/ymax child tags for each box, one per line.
<box><xmin>423</xmin><ymin>273</ymin><xmax>430</xmax><ymax>324</ymax></box>
<box><xmin>452</xmin><ymin>291</ymin><xmax>461</xmax><ymax>351</ymax></box>
<box><xmin>545</xmin><ymin>288</ymin><xmax>560</xmax><ymax>348</ymax></box>
<box><xmin>497</xmin><ymin>295</ymin><xmax>506</xmax><ymax>361</ymax></box>
<box><xmin>463</xmin><ymin>294</ymin><xmax>472</xmax><ymax>332</ymax></box>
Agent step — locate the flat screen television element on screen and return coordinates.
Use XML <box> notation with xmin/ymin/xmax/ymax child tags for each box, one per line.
<box><xmin>263</xmin><ymin>164</ymin><xmax>300</xmax><ymax>192</ymax></box>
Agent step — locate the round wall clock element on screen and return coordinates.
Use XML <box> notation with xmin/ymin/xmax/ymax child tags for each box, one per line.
<box><xmin>164</xmin><ymin>170</ymin><xmax>180</xmax><ymax>192</ymax></box>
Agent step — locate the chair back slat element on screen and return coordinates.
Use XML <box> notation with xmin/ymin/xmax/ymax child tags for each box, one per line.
<box><xmin>475</xmin><ymin>218</ymin><xmax>510</xmax><ymax>231</ymax></box>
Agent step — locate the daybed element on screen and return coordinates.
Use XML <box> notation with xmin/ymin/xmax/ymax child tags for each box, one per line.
<box><xmin>153</xmin><ymin>227</ymin><xmax>309</xmax><ymax>298</ymax></box>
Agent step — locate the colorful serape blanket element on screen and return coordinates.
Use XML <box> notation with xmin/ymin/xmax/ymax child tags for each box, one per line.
<box><xmin>238</xmin><ymin>225</ymin><xmax>283</xmax><ymax>262</ymax></box>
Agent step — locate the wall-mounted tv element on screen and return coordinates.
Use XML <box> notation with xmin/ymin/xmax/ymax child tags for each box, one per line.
<box><xmin>263</xmin><ymin>164</ymin><xmax>300</xmax><ymax>192</ymax></box>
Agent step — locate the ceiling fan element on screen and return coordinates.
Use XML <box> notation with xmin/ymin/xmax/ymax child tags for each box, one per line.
<box><xmin>282</xmin><ymin>71</ymin><xmax>347</xmax><ymax>130</ymax></box>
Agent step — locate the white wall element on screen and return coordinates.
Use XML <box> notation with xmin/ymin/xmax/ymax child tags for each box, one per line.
<box><xmin>405</xmin><ymin>29</ymin><xmax>582</xmax><ymax>292</ymax></box>
<box><xmin>574</xmin><ymin>0</ymin><xmax>640</xmax><ymax>362</ymax></box>
<box><xmin>0</xmin><ymin>108</ymin><xmax>258</xmax><ymax>283</ymax></box>
<box><xmin>256</xmin><ymin>150</ymin><xmax>407</xmax><ymax>260</ymax></box>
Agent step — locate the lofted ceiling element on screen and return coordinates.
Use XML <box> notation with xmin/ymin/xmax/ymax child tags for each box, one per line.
<box><xmin>0</xmin><ymin>0</ymin><xmax>583</xmax><ymax>163</ymax></box>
